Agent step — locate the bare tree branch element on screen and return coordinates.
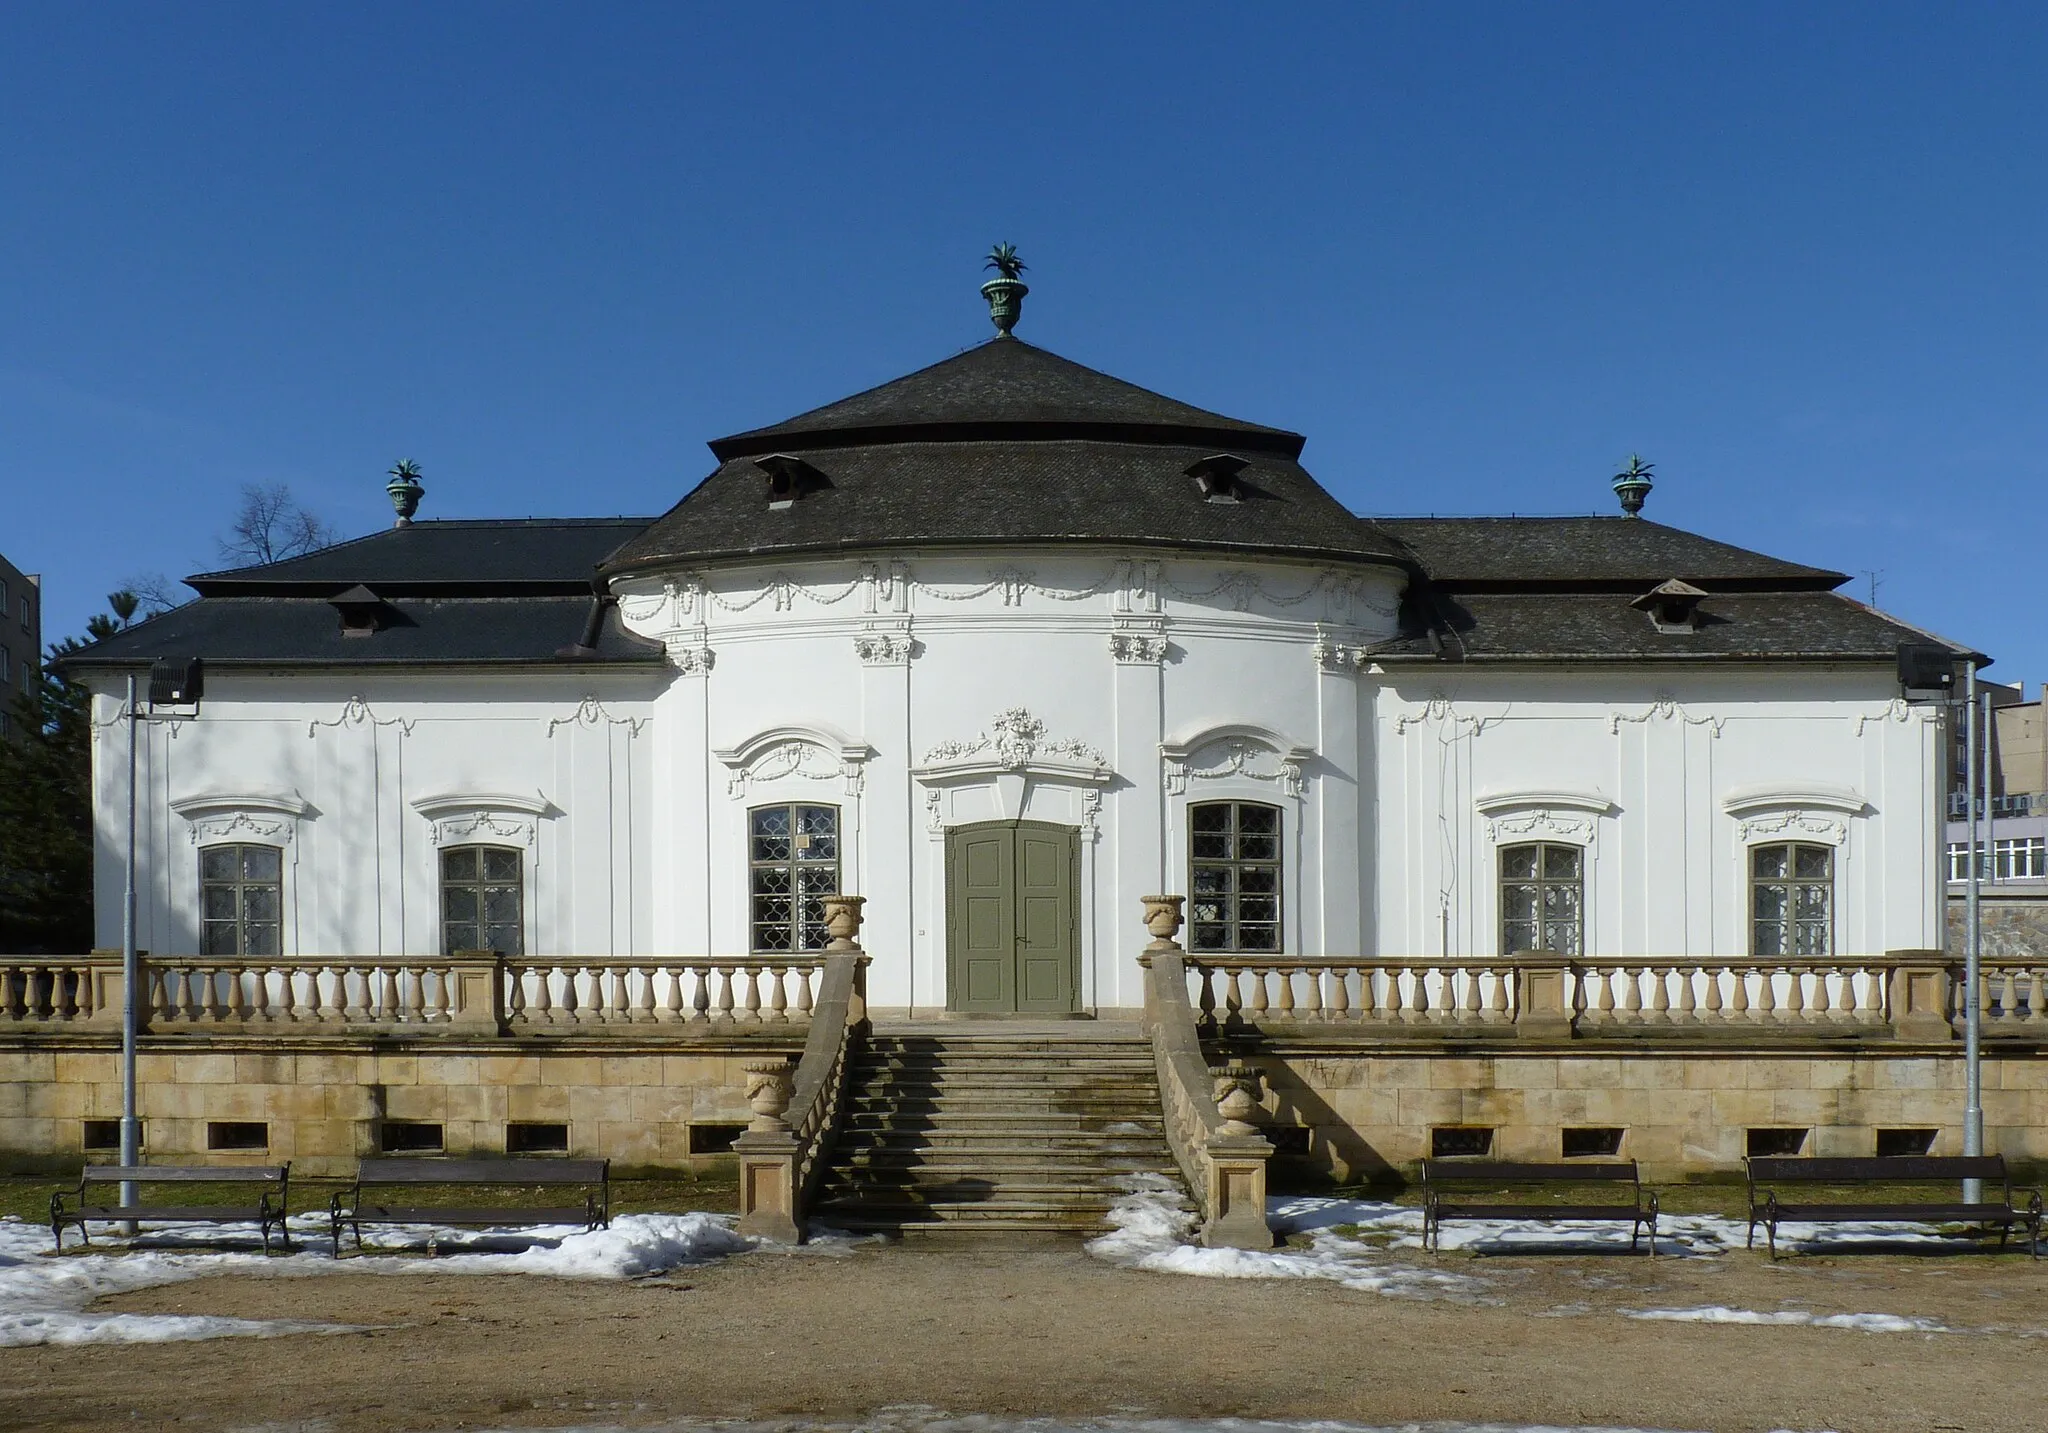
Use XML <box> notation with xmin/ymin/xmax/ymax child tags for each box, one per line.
<box><xmin>118</xmin><ymin>572</ymin><xmax>185</xmax><ymax>615</ymax></box>
<box><xmin>218</xmin><ymin>484</ymin><xmax>339</xmax><ymax>567</ymax></box>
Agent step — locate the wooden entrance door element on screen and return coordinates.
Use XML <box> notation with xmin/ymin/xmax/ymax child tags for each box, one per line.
<box><xmin>945</xmin><ymin>820</ymin><xmax>1079</xmax><ymax>1014</ymax></box>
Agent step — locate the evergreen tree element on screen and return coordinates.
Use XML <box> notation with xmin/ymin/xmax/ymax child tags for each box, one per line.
<box><xmin>0</xmin><ymin>594</ymin><xmax>137</xmax><ymax>953</ymax></box>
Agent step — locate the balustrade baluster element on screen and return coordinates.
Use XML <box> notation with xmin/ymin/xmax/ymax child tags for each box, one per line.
<box><xmin>1222</xmin><ymin>966</ymin><xmax>1245</xmax><ymax>1019</ymax></box>
<box><xmin>765</xmin><ymin>966</ymin><xmax>789</xmax><ymax>1023</ymax></box>
<box><xmin>556</xmin><ymin>966</ymin><xmax>581</xmax><ymax>1022</ymax></box>
<box><xmin>1409</xmin><ymin>967</ymin><xmax>1431</xmax><ymax>1021</ymax></box>
<box><xmin>1590</xmin><ymin>966</ymin><xmax>1614</xmax><ymax>1021</ymax></box>
<box><xmin>1247</xmin><ymin>967</ymin><xmax>1270</xmax><ymax>1020</ymax></box>
<box><xmin>1998</xmin><ymin>968</ymin><xmax>2020</xmax><ymax>1025</ymax></box>
<box><xmin>1674</xmin><ymin>966</ymin><xmax>1697</xmax><ymax>1020</ymax></box>
<box><xmin>1786</xmin><ymin>967</ymin><xmax>1807</xmax><ymax>1020</ymax></box>
<box><xmin>1488</xmin><ymin>965</ymin><xmax>1510</xmax><ymax>1021</ymax></box>
<box><xmin>658</xmin><ymin>965</ymin><xmax>682</xmax><ymax>1022</ymax></box>
<box><xmin>629</xmin><ymin>966</ymin><xmax>655</xmax><ymax>1023</ymax></box>
<box><xmin>741</xmin><ymin>966</ymin><xmax>763</xmax><ymax>1023</ymax></box>
<box><xmin>405</xmin><ymin>965</ymin><xmax>427</xmax><ymax>1023</ymax></box>
<box><xmin>1619</xmin><ymin>967</ymin><xmax>1643</xmax><ymax>1019</ymax></box>
<box><xmin>1196</xmin><ymin>967</ymin><xmax>1218</xmax><ymax>1024</ymax></box>
<box><xmin>715</xmin><ymin>966</ymin><xmax>736</xmax><ymax>1024</ymax></box>
<box><xmin>689</xmin><ymin>966</ymin><xmax>712</xmax><ymax>1023</ymax></box>
<box><xmin>2029</xmin><ymin>968</ymin><xmax>2046</xmax><ymax>1026</ymax></box>
<box><xmin>504</xmin><ymin>964</ymin><xmax>527</xmax><ymax>1024</ymax></box>
<box><xmin>1645</xmin><ymin>967</ymin><xmax>1669</xmax><ymax>1021</ymax></box>
<box><xmin>1301</xmin><ymin>965</ymin><xmax>1325</xmax><ymax>1020</ymax></box>
<box><xmin>534</xmin><ymin>965</ymin><xmax>557</xmax><ymax>1023</ymax></box>
<box><xmin>794</xmin><ymin>964</ymin><xmax>815</xmax><ymax>1021</ymax></box>
<box><xmin>1814</xmin><ymin>967</ymin><xmax>1837</xmax><ymax>1020</ymax></box>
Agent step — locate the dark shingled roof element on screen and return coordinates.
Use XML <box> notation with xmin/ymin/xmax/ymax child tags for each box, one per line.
<box><xmin>608</xmin><ymin>337</ymin><xmax>1409</xmax><ymax>575</ymax></box>
<box><xmin>188</xmin><ymin>518</ymin><xmax>652</xmax><ymax>596</ymax></box>
<box><xmin>59</xmin><ymin>595</ymin><xmax>663</xmax><ymax>669</ymax></box>
<box><xmin>1373</xmin><ymin>590</ymin><xmax>1961</xmax><ymax>664</ymax></box>
<box><xmin>710</xmin><ymin>337</ymin><xmax>1302</xmax><ymax>459</ymax></box>
<box><xmin>1374</xmin><ymin>517</ymin><xmax>1847</xmax><ymax>591</ymax></box>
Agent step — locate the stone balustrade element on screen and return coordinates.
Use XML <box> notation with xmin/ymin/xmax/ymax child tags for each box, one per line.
<box><xmin>0</xmin><ymin>952</ymin><xmax>824</xmax><ymax>1037</ymax></box>
<box><xmin>1181</xmin><ymin>953</ymin><xmax>2046</xmax><ymax>1043</ymax></box>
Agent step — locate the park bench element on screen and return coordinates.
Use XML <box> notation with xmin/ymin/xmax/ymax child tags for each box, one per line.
<box><xmin>50</xmin><ymin>1164</ymin><xmax>292</xmax><ymax>1252</ymax></box>
<box><xmin>1745</xmin><ymin>1154</ymin><xmax>2043</xmax><ymax>1258</ymax></box>
<box><xmin>1420</xmin><ymin>1159</ymin><xmax>1659</xmax><ymax>1254</ymax></box>
<box><xmin>329</xmin><ymin>1156</ymin><xmax>610</xmax><ymax>1256</ymax></box>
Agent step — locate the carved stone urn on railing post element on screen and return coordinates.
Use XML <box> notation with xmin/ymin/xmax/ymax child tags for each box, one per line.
<box><xmin>734</xmin><ymin>1058</ymin><xmax>800</xmax><ymax>1241</ymax></box>
<box><xmin>1141</xmin><ymin>894</ymin><xmax>1186</xmax><ymax>953</ymax></box>
<box><xmin>821</xmin><ymin>895</ymin><xmax>866</xmax><ymax>953</ymax></box>
<box><xmin>1203</xmin><ymin>1060</ymin><xmax>1275</xmax><ymax>1249</ymax></box>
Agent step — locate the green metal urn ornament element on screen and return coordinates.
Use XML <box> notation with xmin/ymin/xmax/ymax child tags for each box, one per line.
<box><xmin>1611</xmin><ymin>454</ymin><xmax>1654</xmax><ymax>517</ymax></box>
<box><xmin>387</xmin><ymin>459</ymin><xmax>425</xmax><ymax>526</ymax></box>
<box><xmin>981</xmin><ymin>243</ymin><xmax>1029</xmax><ymax>336</ymax></box>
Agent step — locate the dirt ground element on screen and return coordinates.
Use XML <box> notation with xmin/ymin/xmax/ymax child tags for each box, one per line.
<box><xmin>5</xmin><ymin>1237</ymin><xmax>2047</xmax><ymax>1433</ymax></box>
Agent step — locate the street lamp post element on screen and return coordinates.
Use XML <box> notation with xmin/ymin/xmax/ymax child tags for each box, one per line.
<box><xmin>1962</xmin><ymin>663</ymin><xmax>1984</xmax><ymax>1203</ymax></box>
<box><xmin>120</xmin><ymin>673</ymin><xmax>140</xmax><ymax>1224</ymax></box>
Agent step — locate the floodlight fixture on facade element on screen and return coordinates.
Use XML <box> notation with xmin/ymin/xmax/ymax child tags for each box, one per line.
<box><xmin>1896</xmin><ymin>641</ymin><xmax>1958</xmax><ymax>703</ymax></box>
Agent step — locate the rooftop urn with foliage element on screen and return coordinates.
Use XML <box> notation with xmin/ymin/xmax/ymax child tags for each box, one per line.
<box><xmin>1612</xmin><ymin>453</ymin><xmax>1655</xmax><ymax>517</ymax></box>
<box><xmin>980</xmin><ymin>243</ymin><xmax>1029</xmax><ymax>336</ymax></box>
<box><xmin>387</xmin><ymin>459</ymin><xmax>425</xmax><ymax>525</ymax></box>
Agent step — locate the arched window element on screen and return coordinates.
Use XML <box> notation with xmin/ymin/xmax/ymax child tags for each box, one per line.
<box><xmin>1188</xmin><ymin>801</ymin><xmax>1282</xmax><ymax>952</ymax></box>
<box><xmin>200</xmin><ymin>844</ymin><xmax>283</xmax><ymax>956</ymax></box>
<box><xmin>441</xmin><ymin>846</ymin><xmax>524</xmax><ymax>956</ymax></box>
<box><xmin>750</xmin><ymin>804</ymin><xmax>839</xmax><ymax>953</ymax></box>
<box><xmin>1751</xmin><ymin>843</ymin><xmax>1832</xmax><ymax>956</ymax></box>
<box><xmin>1500</xmin><ymin>843</ymin><xmax>1582</xmax><ymax>955</ymax></box>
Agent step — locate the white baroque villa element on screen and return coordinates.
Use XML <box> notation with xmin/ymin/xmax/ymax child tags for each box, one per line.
<box><xmin>17</xmin><ymin>280</ymin><xmax>2022</xmax><ymax>1241</ymax></box>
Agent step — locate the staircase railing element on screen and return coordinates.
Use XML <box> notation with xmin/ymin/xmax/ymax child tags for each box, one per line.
<box><xmin>1137</xmin><ymin>896</ymin><xmax>1273</xmax><ymax>1250</ymax></box>
<box><xmin>735</xmin><ymin>897</ymin><xmax>870</xmax><ymax>1242</ymax></box>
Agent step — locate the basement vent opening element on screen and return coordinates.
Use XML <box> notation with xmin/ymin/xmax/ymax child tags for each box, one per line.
<box><xmin>1562</xmin><ymin>1127</ymin><xmax>1624</xmax><ymax>1158</ymax></box>
<box><xmin>687</xmin><ymin>1122</ymin><xmax>746</xmax><ymax>1156</ymax></box>
<box><xmin>506</xmin><ymin>1121</ymin><xmax>570</xmax><ymax>1154</ymax></box>
<box><xmin>83</xmin><ymin>1120</ymin><xmax>130</xmax><ymax>1150</ymax></box>
<box><xmin>1430</xmin><ymin>1126</ymin><xmax>1494</xmax><ymax>1158</ymax></box>
<box><xmin>1746</xmin><ymin>1127</ymin><xmax>1809</xmax><ymax>1158</ymax></box>
<box><xmin>1876</xmin><ymin>1128</ymin><xmax>1938</xmax><ymax>1158</ymax></box>
<box><xmin>380</xmin><ymin>1121</ymin><xmax>445</xmax><ymax>1154</ymax></box>
<box><xmin>207</xmin><ymin>1121</ymin><xmax>268</xmax><ymax>1152</ymax></box>
<box><xmin>1267</xmin><ymin>1126</ymin><xmax>1311</xmax><ymax>1158</ymax></box>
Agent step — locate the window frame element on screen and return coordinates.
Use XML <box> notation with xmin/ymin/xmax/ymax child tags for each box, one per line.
<box><xmin>1749</xmin><ymin>841</ymin><xmax>1834</xmax><ymax>957</ymax></box>
<box><xmin>1497</xmin><ymin>840</ymin><xmax>1585</xmax><ymax>955</ymax></box>
<box><xmin>747</xmin><ymin>802</ymin><xmax>841</xmax><ymax>955</ymax></box>
<box><xmin>438</xmin><ymin>843</ymin><xmax>527</xmax><ymax>956</ymax></box>
<box><xmin>1187</xmin><ymin>799</ymin><xmax>1285</xmax><ymax>955</ymax></box>
<box><xmin>198</xmin><ymin>842</ymin><xmax>285</xmax><ymax>958</ymax></box>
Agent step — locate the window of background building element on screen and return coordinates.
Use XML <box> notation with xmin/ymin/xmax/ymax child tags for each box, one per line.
<box><xmin>1751</xmin><ymin>843</ymin><xmax>1832</xmax><ymax>956</ymax></box>
<box><xmin>200</xmin><ymin>844</ymin><xmax>283</xmax><ymax>957</ymax></box>
<box><xmin>1500</xmin><ymin>842</ymin><xmax>1583</xmax><ymax>954</ymax></box>
<box><xmin>1188</xmin><ymin>801</ymin><xmax>1282</xmax><ymax>952</ymax></box>
<box><xmin>1947</xmin><ymin>837</ymin><xmax>2047</xmax><ymax>881</ymax></box>
<box><xmin>440</xmin><ymin>846</ymin><xmax>523</xmax><ymax>955</ymax></box>
<box><xmin>749</xmin><ymin>804</ymin><xmax>838</xmax><ymax>952</ymax></box>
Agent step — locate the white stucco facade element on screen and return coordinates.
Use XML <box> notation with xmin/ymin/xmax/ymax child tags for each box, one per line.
<box><xmin>89</xmin><ymin>543</ymin><xmax>1945</xmax><ymax>1017</ymax></box>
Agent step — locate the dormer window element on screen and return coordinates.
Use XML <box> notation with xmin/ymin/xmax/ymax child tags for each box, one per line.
<box><xmin>1630</xmin><ymin>579</ymin><xmax>1707</xmax><ymax>633</ymax></box>
<box><xmin>1185</xmin><ymin>453</ymin><xmax>1250</xmax><ymax>503</ymax></box>
<box><xmin>753</xmin><ymin>453</ymin><xmax>828</xmax><ymax>509</ymax></box>
<box><xmin>328</xmin><ymin>584</ymin><xmax>387</xmax><ymax>637</ymax></box>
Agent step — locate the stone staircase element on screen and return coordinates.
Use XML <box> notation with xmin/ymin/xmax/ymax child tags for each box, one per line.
<box><xmin>810</xmin><ymin>1023</ymin><xmax>1184</xmax><ymax>1240</ymax></box>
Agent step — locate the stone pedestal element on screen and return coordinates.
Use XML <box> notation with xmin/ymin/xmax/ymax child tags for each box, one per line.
<box><xmin>732</xmin><ymin>1130</ymin><xmax>801</xmax><ymax>1242</ymax></box>
<box><xmin>1514</xmin><ymin>956</ymin><xmax>1576</xmax><ymax>1039</ymax></box>
<box><xmin>1888</xmin><ymin>955</ymin><xmax>1956</xmax><ymax>1042</ymax></box>
<box><xmin>1203</xmin><ymin>1135</ymin><xmax>1274</xmax><ymax>1250</ymax></box>
<box><xmin>444</xmin><ymin>958</ymin><xmax>503</xmax><ymax>1032</ymax></box>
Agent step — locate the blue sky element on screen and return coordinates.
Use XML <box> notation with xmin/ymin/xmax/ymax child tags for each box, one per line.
<box><xmin>3</xmin><ymin>4</ymin><xmax>2044</xmax><ymax>686</ymax></box>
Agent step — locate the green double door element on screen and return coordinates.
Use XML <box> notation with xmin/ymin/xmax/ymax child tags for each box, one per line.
<box><xmin>945</xmin><ymin>820</ymin><xmax>1080</xmax><ymax>1014</ymax></box>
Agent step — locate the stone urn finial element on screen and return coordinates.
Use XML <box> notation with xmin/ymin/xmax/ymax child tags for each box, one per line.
<box><xmin>1211</xmin><ymin>1062</ymin><xmax>1263</xmax><ymax>1136</ymax></box>
<box><xmin>1611</xmin><ymin>453</ymin><xmax>1654</xmax><ymax>518</ymax></box>
<box><xmin>821</xmin><ymin>894</ymin><xmax>866</xmax><ymax>952</ymax></box>
<box><xmin>744</xmin><ymin>1059</ymin><xmax>796</xmax><ymax>1133</ymax></box>
<box><xmin>981</xmin><ymin>243</ymin><xmax>1029</xmax><ymax>337</ymax></box>
<box><xmin>387</xmin><ymin>459</ymin><xmax>425</xmax><ymax>527</ymax></box>
<box><xmin>1140</xmin><ymin>894</ymin><xmax>1186</xmax><ymax>952</ymax></box>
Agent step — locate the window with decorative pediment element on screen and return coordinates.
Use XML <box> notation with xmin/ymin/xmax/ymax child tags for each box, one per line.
<box><xmin>441</xmin><ymin>846</ymin><xmax>524</xmax><ymax>956</ymax></box>
<box><xmin>200</xmin><ymin>844</ymin><xmax>283</xmax><ymax>957</ymax></box>
<box><xmin>749</xmin><ymin>804</ymin><xmax>839</xmax><ymax>953</ymax></box>
<box><xmin>1188</xmin><ymin>801</ymin><xmax>1282</xmax><ymax>952</ymax></box>
<box><xmin>1751</xmin><ymin>843</ymin><xmax>1832</xmax><ymax>957</ymax></box>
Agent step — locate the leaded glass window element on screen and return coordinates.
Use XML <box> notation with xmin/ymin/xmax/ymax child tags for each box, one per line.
<box><xmin>200</xmin><ymin>844</ymin><xmax>283</xmax><ymax>957</ymax></box>
<box><xmin>750</xmin><ymin>804</ymin><xmax>839</xmax><ymax>953</ymax></box>
<box><xmin>1751</xmin><ymin>843</ymin><xmax>1832</xmax><ymax>956</ymax></box>
<box><xmin>1500</xmin><ymin>843</ymin><xmax>1582</xmax><ymax>955</ymax></box>
<box><xmin>1189</xmin><ymin>801</ymin><xmax>1282</xmax><ymax>952</ymax></box>
<box><xmin>441</xmin><ymin>845</ymin><xmax>524</xmax><ymax>955</ymax></box>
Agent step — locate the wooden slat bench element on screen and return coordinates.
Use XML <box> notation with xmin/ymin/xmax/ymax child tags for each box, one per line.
<box><xmin>330</xmin><ymin>1157</ymin><xmax>610</xmax><ymax>1257</ymax></box>
<box><xmin>1420</xmin><ymin>1159</ymin><xmax>1659</xmax><ymax>1254</ymax></box>
<box><xmin>51</xmin><ymin>1164</ymin><xmax>292</xmax><ymax>1252</ymax></box>
<box><xmin>1745</xmin><ymin>1154</ymin><xmax>2043</xmax><ymax>1258</ymax></box>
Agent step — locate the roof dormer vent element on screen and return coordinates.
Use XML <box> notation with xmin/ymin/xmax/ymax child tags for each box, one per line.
<box><xmin>1631</xmin><ymin>579</ymin><xmax>1707</xmax><ymax>633</ymax></box>
<box><xmin>1186</xmin><ymin>453</ymin><xmax>1250</xmax><ymax>503</ymax></box>
<box><xmin>330</xmin><ymin>584</ymin><xmax>388</xmax><ymax>637</ymax></box>
<box><xmin>753</xmin><ymin>453</ymin><xmax>829</xmax><ymax>509</ymax></box>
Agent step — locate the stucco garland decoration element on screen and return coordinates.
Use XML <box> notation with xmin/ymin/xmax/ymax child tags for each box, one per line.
<box><xmin>1392</xmin><ymin>696</ymin><xmax>1503</xmax><ymax>738</ymax></box>
<box><xmin>923</xmin><ymin>708</ymin><xmax>1107</xmax><ymax>768</ymax></box>
<box><xmin>436</xmin><ymin>812</ymin><xmax>536</xmax><ymax>847</ymax></box>
<box><xmin>410</xmin><ymin>792</ymin><xmax>549</xmax><ymax>849</ymax></box>
<box><xmin>545</xmin><ymin>697</ymin><xmax>649</xmax><ymax>738</ymax></box>
<box><xmin>1608</xmin><ymin>695</ymin><xmax>1726</xmax><ymax>737</ymax></box>
<box><xmin>709</xmin><ymin>573</ymin><xmax>862</xmax><ymax>614</ymax></box>
<box><xmin>1735</xmin><ymin>809</ymin><xmax>1850</xmax><ymax>846</ymax></box>
<box><xmin>919</xmin><ymin>567</ymin><xmax>1123</xmax><ymax>607</ymax></box>
<box><xmin>728</xmin><ymin>743</ymin><xmax>846</xmax><ymax>797</ymax></box>
<box><xmin>306</xmin><ymin>696</ymin><xmax>415</xmax><ymax>738</ymax></box>
<box><xmin>1484</xmin><ymin>809</ymin><xmax>1595</xmax><ymax>845</ymax></box>
<box><xmin>716</xmin><ymin>725</ymin><xmax>873</xmax><ymax>799</ymax></box>
<box><xmin>187</xmin><ymin>811</ymin><xmax>292</xmax><ymax>847</ymax></box>
<box><xmin>1170</xmin><ymin>739</ymin><xmax>1305</xmax><ymax>797</ymax></box>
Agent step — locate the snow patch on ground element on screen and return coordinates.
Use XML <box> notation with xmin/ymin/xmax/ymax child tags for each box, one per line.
<box><xmin>1624</xmin><ymin>1305</ymin><xmax>1951</xmax><ymax>1334</ymax></box>
<box><xmin>0</xmin><ymin>1210</ymin><xmax>752</xmax><ymax>1347</ymax></box>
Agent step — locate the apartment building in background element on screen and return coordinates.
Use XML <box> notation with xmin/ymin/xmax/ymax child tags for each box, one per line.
<box><xmin>1946</xmin><ymin>678</ymin><xmax>2048</xmax><ymax>954</ymax></box>
<box><xmin>0</xmin><ymin>551</ymin><xmax>42</xmax><ymax>741</ymax></box>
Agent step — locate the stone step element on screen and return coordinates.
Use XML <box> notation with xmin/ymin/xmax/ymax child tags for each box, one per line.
<box><xmin>844</xmin><ymin>1093</ymin><xmax>1164</xmax><ymax>1114</ymax></box>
